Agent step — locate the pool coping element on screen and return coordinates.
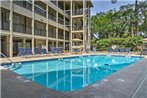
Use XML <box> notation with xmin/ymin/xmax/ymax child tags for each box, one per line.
<box><xmin>0</xmin><ymin>53</ymin><xmax>145</xmax><ymax>65</ymax></box>
<box><xmin>65</xmin><ymin>58</ymin><xmax>147</xmax><ymax>98</ymax></box>
<box><xmin>1</xmin><ymin>54</ymin><xmax>147</xmax><ymax>98</ymax></box>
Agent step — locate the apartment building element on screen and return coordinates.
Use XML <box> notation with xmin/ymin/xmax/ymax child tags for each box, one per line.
<box><xmin>0</xmin><ymin>0</ymin><xmax>93</xmax><ymax>57</ymax></box>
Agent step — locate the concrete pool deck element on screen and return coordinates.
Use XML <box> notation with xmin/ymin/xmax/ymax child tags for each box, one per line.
<box><xmin>1</xmin><ymin>53</ymin><xmax>147</xmax><ymax>98</ymax></box>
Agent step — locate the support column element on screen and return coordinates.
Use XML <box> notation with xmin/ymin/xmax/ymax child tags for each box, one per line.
<box><xmin>6</xmin><ymin>36</ymin><xmax>9</xmax><ymax>56</ymax></box>
<box><xmin>88</xmin><ymin>6</ymin><xmax>91</xmax><ymax>48</ymax></box>
<box><xmin>70</xmin><ymin>0</ymin><xmax>73</xmax><ymax>52</ymax></box>
<box><xmin>23</xmin><ymin>38</ymin><xmax>26</xmax><ymax>48</ymax></box>
<box><xmin>63</xmin><ymin>1</ymin><xmax>65</xmax><ymax>50</ymax></box>
<box><xmin>83</xmin><ymin>0</ymin><xmax>85</xmax><ymax>53</ymax></box>
<box><xmin>56</xmin><ymin>0</ymin><xmax>58</xmax><ymax>48</ymax></box>
<box><xmin>32</xmin><ymin>0</ymin><xmax>35</xmax><ymax>54</ymax></box>
<box><xmin>32</xmin><ymin>38</ymin><xmax>34</xmax><ymax>54</ymax></box>
<box><xmin>9</xmin><ymin>1</ymin><xmax>13</xmax><ymax>57</ymax></box>
<box><xmin>46</xmin><ymin>5</ymin><xmax>49</xmax><ymax>51</ymax></box>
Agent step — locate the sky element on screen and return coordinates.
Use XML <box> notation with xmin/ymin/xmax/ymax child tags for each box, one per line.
<box><xmin>91</xmin><ymin>0</ymin><xmax>146</xmax><ymax>16</ymax></box>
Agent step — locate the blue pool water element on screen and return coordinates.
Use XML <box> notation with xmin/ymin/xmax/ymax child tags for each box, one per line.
<box><xmin>8</xmin><ymin>55</ymin><xmax>141</xmax><ymax>92</ymax></box>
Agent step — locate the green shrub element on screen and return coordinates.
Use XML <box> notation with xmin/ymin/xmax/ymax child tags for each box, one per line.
<box><xmin>95</xmin><ymin>36</ymin><xmax>142</xmax><ymax>51</ymax></box>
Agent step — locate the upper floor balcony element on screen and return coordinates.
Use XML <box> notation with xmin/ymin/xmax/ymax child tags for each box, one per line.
<box><xmin>48</xmin><ymin>14</ymin><xmax>56</xmax><ymax>22</ymax></box>
<box><xmin>58</xmin><ymin>18</ymin><xmax>64</xmax><ymax>25</ymax></box>
<box><xmin>73</xmin><ymin>9</ymin><xmax>83</xmax><ymax>16</ymax></box>
<box><xmin>13</xmin><ymin>24</ymin><xmax>32</xmax><ymax>34</ymax></box>
<box><xmin>58</xmin><ymin>1</ymin><xmax>64</xmax><ymax>10</ymax></box>
<box><xmin>2</xmin><ymin>22</ymin><xmax>9</xmax><ymax>31</ymax></box>
<box><xmin>58</xmin><ymin>13</ymin><xmax>64</xmax><ymax>25</ymax></box>
<box><xmin>58</xmin><ymin>29</ymin><xmax>64</xmax><ymax>39</ymax></box>
<box><xmin>13</xmin><ymin>1</ymin><xmax>32</xmax><ymax>11</ymax></box>
<box><xmin>48</xmin><ymin>25</ymin><xmax>56</xmax><ymax>38</ymax></box>
<box><xmin>35</xmin><ymin>29</ymin><xmax>46</xmax><ymax>36</ymax></box>
<box><xmin>72</xmin><ymin>8</ymin><xmax>91</xmax><ymax>16</ymax></box>
<box><xmin>34</xmin><ymin>21</ymin><xmax>46</xmax><ymax>36</ymax></box>
<box><xmin>48</xmin><ymin>31</ymin><xmax>56</xmax><ymax>38</ymax></box>
<box><xmin>1</xmin><ymin>8</ymin><xmax>10</xmax><ymax>31</ymax></box>
<box><xmin>65</xmin><ymin>31</ymin><xmax>69</xmax><ymax>40</ymax></box>
<box><xmin>50</xmin><ymin>0</ymin><xmax>57</xmax><ymax>5</ymax></box>
<box><xmin>13</xmin><ymin>12</ymin><xmax>32</xmax><ymax>34</ymax></box>
<box><xmin>48</xmin><ymin>7</ymin><xmax>56</xmax><ymax>22</ymax></box>
<box><xmin>34</xmin><ymin>1</ymin><xmax>46</xmax><ymax>17</ymax></box>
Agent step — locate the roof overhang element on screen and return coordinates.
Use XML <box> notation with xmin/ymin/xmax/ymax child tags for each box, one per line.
<box><xmin>87</xmin><ymin>0</ymin><xmax>93</xmax><ymax>7</ymax></box>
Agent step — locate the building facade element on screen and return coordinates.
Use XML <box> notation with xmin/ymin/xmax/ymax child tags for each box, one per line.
<box><xmin>0</xmin><ymin>0</ymin><xmax>93</xmax><ymax>57</ymax></box>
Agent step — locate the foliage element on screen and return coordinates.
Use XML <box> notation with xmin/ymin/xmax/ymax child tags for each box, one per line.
<box><xmin>91</xmin><ymin>1</ymin><xmax>147</xmax><ymax>39</ymax></box>
<box><xmin>95</xmin><ymin>37</ymin><xmax>143</xmax><ymax>51</ymax></box>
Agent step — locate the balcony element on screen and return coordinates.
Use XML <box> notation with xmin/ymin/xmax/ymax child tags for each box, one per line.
<box><xmin>65</xmin><ymin>35</ymin><xmax>69</xmax><ymax>40</ymax></box>
<box><xmin>73</xmin><ymin>9</ymin><xmax>83</xmax><ymax>16</ymax></box>
<box><xmin>48</xmin><ymin>14</ymin><xmax>56</xmax><ymax>22</ymax></box>
<box><xmin>2</xmin><ymin>22</ymin><xmax>9</xmax><ymax>31</ymax></box>
<box><xmin>58</xmin><ymin>1</ymin><xmax>64</xmax><ymax>10</ymax></box>
<box><xmin>50</xmin><ymin>0</ymin><xmax>56</xmax><ymax>5</ymax></box>
<box><xmin>72</xmin><ymin>25</ymin><xmax>83</xmax><ymax>31</ymax></box>
<box><xmin>35</xmin><ymin>29</ymin><xmax>46</xmax><ymax>36</ymax></box>
<box><xmin>34</xmin><ymin>5</ymin><xmax>46</xmax><ymax>17</ymax></box>
<box><xmin>65</xmin><ymin>21</ymin><xmax>70</xmax><ymax>26</ymax></box>
<box><xmin>26</xmin><ymin>26</ymin><xmax>32</xmax><ymax>34</ymax></box>
<box><xmin>58</xmin><ymin>18</ymin><xmax>64</xmax><ymax>25</ymax></box>
<box><xmin>13</xmin><ymin>24</ymin><xmax>32</xmax><ymax>34</ymax></box>
<box><xmin>48</xmin><ymin>32</ymin><xmax>56</xmax><ymax>38</ymax></box>
<box><xmin>58</xmin><ymin>35</ymin><xmax>64</xmax><ymax>39</ymax></box>
<box><xmin>65</xmin><ymin>31</ymin><xmax>69</xmax><ymax>40</ymax></box>
<box><xmin>13</xmin><ymin>1</ymin><xmax>32</xmax><ymax>11</ymax></box>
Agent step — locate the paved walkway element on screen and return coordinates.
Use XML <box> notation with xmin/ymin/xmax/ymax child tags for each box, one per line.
<box><xmin>1</xmin><ymin>69</ymin><xmax>70</xmax><ymax>98</ymax></box>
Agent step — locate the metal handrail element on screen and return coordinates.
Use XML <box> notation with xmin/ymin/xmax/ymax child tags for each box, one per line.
<box><xmin>0</xmin><ymin>52</ymin><xmax>14</xmax><ymax>64</ymax></box>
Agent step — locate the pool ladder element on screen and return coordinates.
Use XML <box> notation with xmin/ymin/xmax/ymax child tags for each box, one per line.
<box><xmin>0</xmin><ymin>52</ymin><xmax>14</xmax><ymax>64</ymax></box>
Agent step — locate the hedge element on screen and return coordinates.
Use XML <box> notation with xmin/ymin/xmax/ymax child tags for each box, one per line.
<box><xmin>95</xmin><ymin>37</ymin><xmax>142</xmax><ymax>51</ymax></box>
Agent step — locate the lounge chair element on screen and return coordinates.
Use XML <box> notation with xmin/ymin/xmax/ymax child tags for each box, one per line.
<box><xmin>18</xmin><ymin>48</ymin><xmax>26</xmax><ymax>57</ymax></box>
<box><xmin>34</xmin><ymin>47</ymin><xmax>40</xmax><ymax>54</ymax></box>
<box><xmin>114</xmin><ymin>48</ymin><xmax>119</xmax><ymax>52</ymax></box>
<box><xmin>26</xmin><ymin>48</ymin><xmax>33</xmax><ymax>57</ymax></box>
<box><xmin>108</xmin><ymin>48</ymin><xmax>113</xmax><ymax>53</ymax></box>
<box><xmin>126</xmin><ymin>48</ymin><xmax>131</xmax><ymax>54</ymax></box>
<box><xmin>41</xmin><ymin>48</ymin><xmax>47</xmax><ymax>54</ymax></box>
<box><xmin>120</xmin><ymin>48</ymin><xmax>124</xmax><ymax>53</ymax></box>
<box><xmin>58</xmin><ymin>47</ymin><xmax>64</xmax><ymax>54</ymax></box>
<box><xmin>51</xmin><ymin>47</ymin><xmax>58</xmax><ymax>55</ymax></box>
<box><xmin>41</xmin><ymin>48</ymin><xmax>49</xmax><ymax>56</ymax></box>
<box><xmin>72</xmin><ymin>48</ymin><xmax>80</xmax><ymax>54</ymax></box>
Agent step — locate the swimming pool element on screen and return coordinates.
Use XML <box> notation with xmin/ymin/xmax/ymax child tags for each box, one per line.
<box><xmin>7</xmin><ymin>55</ymin><xmax>142</xmax><ymax>92</ymax></box>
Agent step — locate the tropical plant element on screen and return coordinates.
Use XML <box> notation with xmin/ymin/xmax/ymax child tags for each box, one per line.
<box><xmin>91</xmin><ymin>1</ymin><xmax>147</xmax><ymax>39</ymax></box>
